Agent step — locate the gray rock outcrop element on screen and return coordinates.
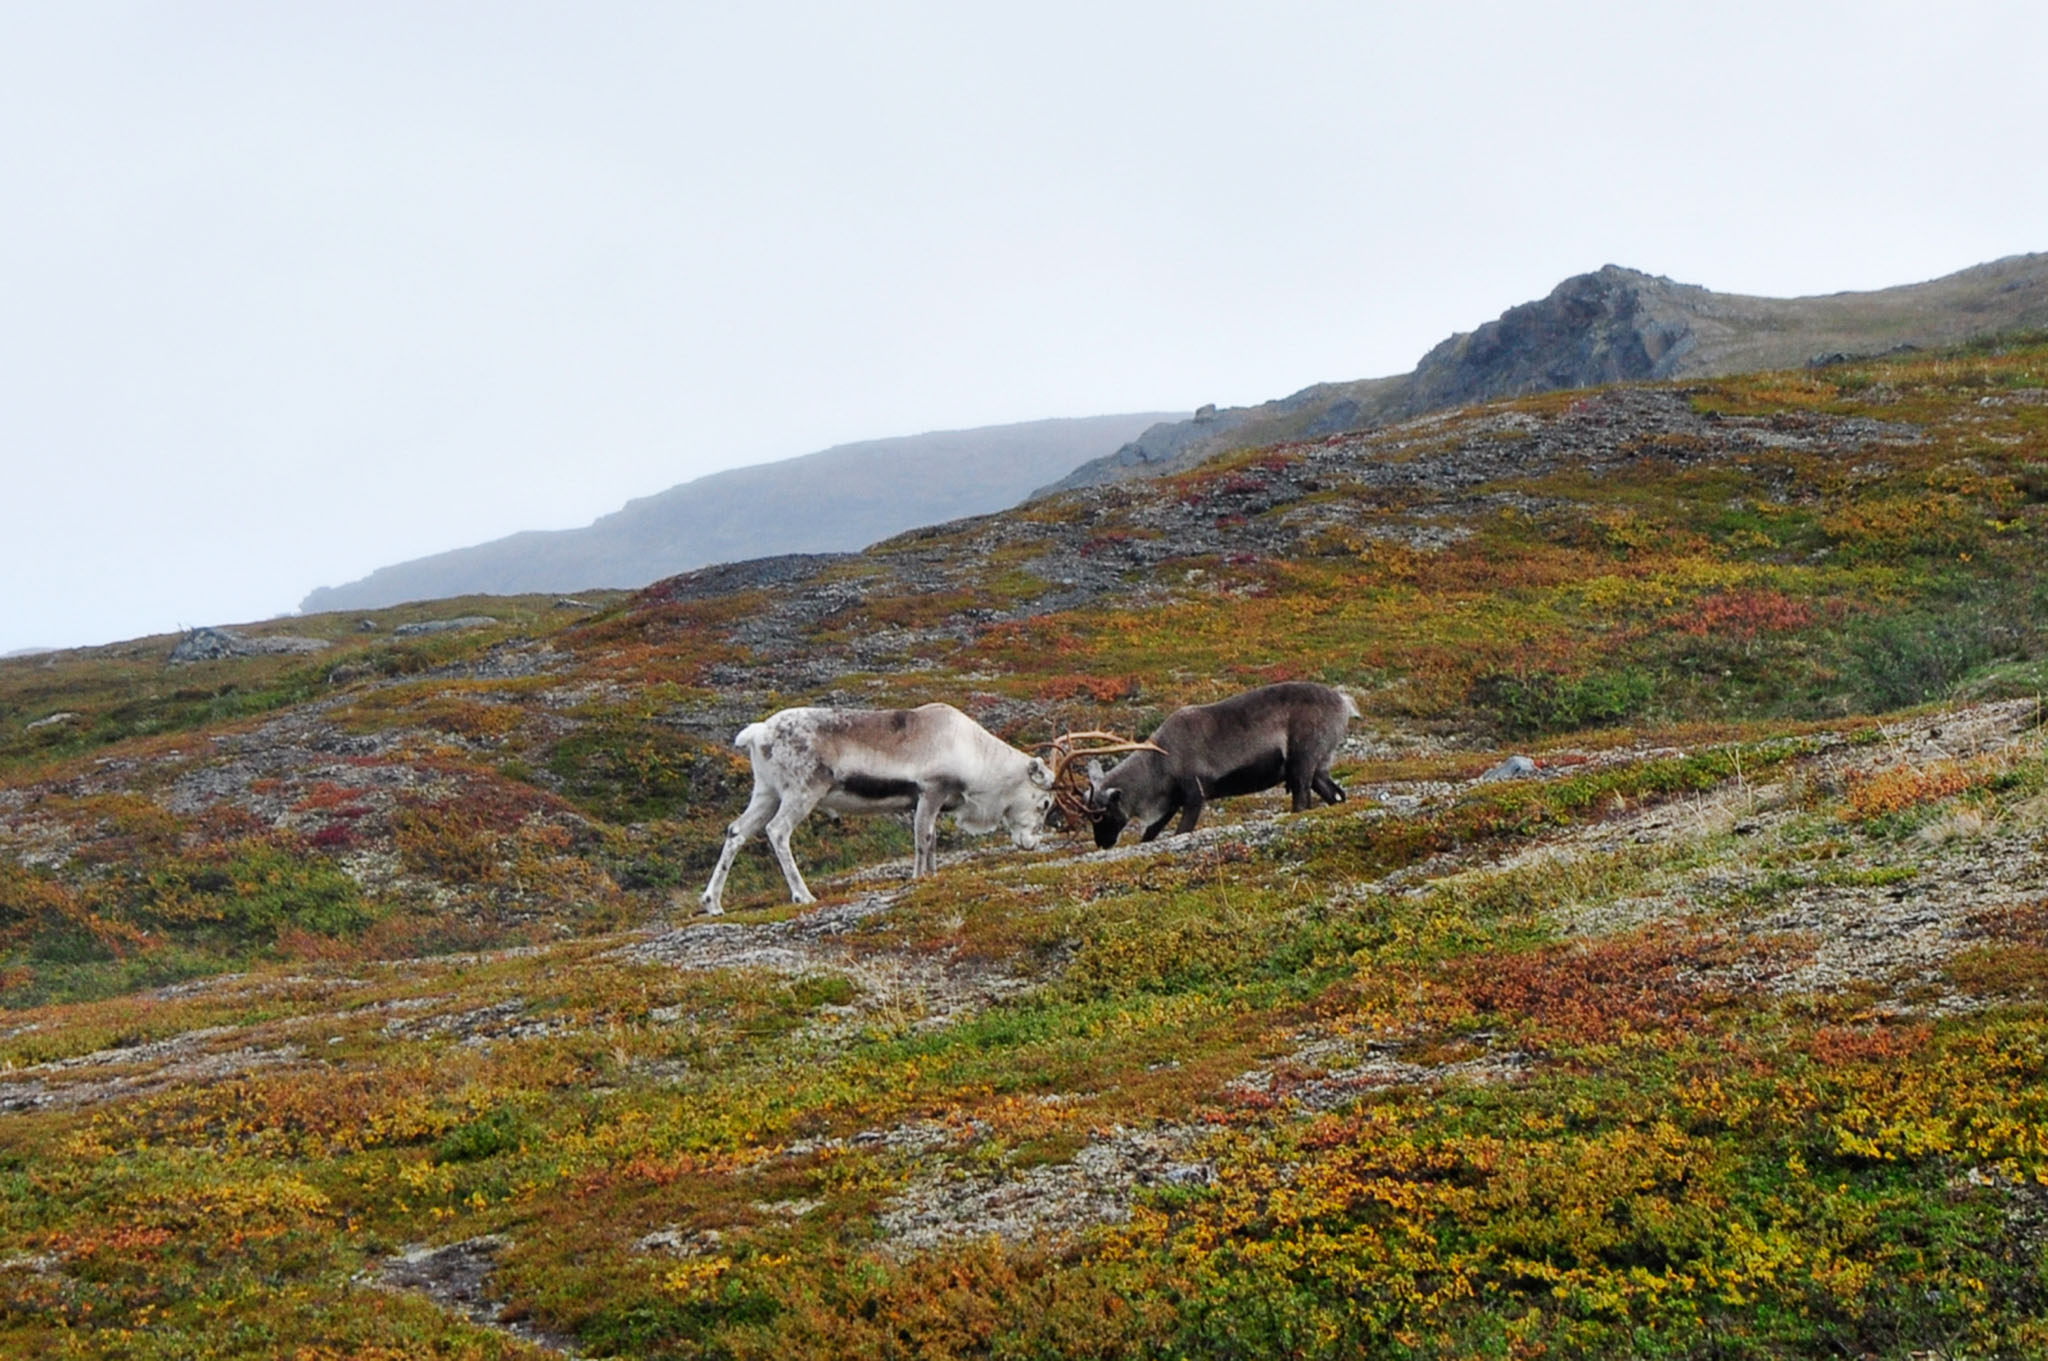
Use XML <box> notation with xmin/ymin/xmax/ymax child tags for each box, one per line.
<box><xmin>392</xmin><ymin>616</ymin><xmax>497</xmax><ymax>637</ymax></box>
<box><xmin>168</xmin><ymin>627</ymin><xmax>331</xmax><ymax>663</ymax></box>
<box><xmin>1039</xmin><ymin>253</ymin><xmax>2048</xmax><ymax>495</ymax></box>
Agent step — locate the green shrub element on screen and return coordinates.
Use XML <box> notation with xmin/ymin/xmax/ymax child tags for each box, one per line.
<box><xmin>1470</xmin><ymin>666</ymin><xmax>1656</xmax><ymax>736</ymax></box>
<box><xmin>546</xmin><ymin>721</ymin><xmax>729</xmax><ymax>822</ymax></box>
<box><xmin>137</xmin><ymin>845</ymin><xmax>372</xmax><ymax>946</ymax></box>
<box><xmin>434</xmin><ymin>1106</ymin><xmax>533</xmax><ymax>1163</ymax></box>
<box><xmin>1843</xmin><ymin>604</ymin><xmax>2020</xmax><ymax>710</ymax></box>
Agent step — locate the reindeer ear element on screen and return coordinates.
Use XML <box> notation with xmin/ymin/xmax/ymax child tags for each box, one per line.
<box><xmin>1086</xmin><ymin>758</ymin><xmax>1106</xmax><ymax>785</ymax></box>
<box><xmin>1027</xmin><ymin>757</ymin><xmax>1055</xmax><ymax>789</ymax></box>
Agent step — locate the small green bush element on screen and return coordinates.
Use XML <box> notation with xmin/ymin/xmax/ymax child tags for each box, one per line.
<box><xmin>1470</xmin><ymin>666</ymin><xmax>1656</xmax><ymax>736</ymax></box>
<box><xmin>1844</xmin><ymin>604</ymin><xmax>2020</xmax><ymax>710</ymax></box>
<box><xmin>137</xmin><ymin>845</ymin><xmax>372</xmax><ymax>946</ymax></box>
<box><xmin>434</xmin><ymin>1106</ymin><xmax>533</xmax><ymax>1163</ymax></box>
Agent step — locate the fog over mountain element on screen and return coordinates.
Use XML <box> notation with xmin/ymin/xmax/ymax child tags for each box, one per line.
<box><xmin>302</xmin><ymin>414</ymin><xmax>1178</xmax><ymax>613</ymax></box>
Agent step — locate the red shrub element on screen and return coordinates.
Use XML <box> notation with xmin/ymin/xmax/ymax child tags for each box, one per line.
<box><xmin>1036</xmin><ymin>674</ymin><xmax>1139</xmax><ymax>703</ymax></box>
<box><xmin>1805</xmin><ymin>1023</ymin><xmax>1930</xmax><ymax>1067</ymax></box>
<box><xmin>308</xmin><ymin>823</ymin><xmax>358</xmax><ymax>851</ymax></box>
<box><xmin>1676</xmin><ymin>589</ymin><xmax>1814</xmax><ymax>640</ymax></box>
<box><xmin>1452</xmin><ymin>928</ymin><xmax>1757</xmax><ymax>1046</ymax></box>
<box><xmin>297</xmin><ymin>781</ymin><xmax>371</xmax><ymax>812</ymax></box>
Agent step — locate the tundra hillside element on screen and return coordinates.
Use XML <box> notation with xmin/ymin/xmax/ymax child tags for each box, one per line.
<box><xmin>5</xmin><ymin>338</ymin><xmax>2048</xmax><ymax>1358</ymax></box>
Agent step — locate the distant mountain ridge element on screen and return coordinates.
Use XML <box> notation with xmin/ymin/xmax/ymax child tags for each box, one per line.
<box><xmin>302</xmin><ymin>413</ymin><xmax>1179</xmax><ymax>613</ymax></box>
<box><xmin>308</xmin><ymin>254</ymin><xmax>2048</xmax><ymax>613</ymax></box>
<box><xmin>1038</xmin><ymin>253</ymin><xmax>2048</xmax><ymax>494</ymax></box>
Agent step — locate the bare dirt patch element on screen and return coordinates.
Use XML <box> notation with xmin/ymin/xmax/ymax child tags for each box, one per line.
<box><xmin>372</xmin><ymin>1235</ymin><xmax>577</xmax><ymax>1355</ymax></box>
<box><xmin>1225</xmin><ymin>1033</ymin><xmax>1534</xmax><ymax>1113</ymax></box>
<box><xmin>617</xmin><ymin>891</ymin><xmax>1034</xmax><ymax>1026</ymax></box>
<box><xmin>875</xmin><ymin>1123</ymin><xmax>1210</xmax><ymax>1256</ymax></box>
<box><xmin>0</xmin><ymin>1027</ymin><xmax>304</xmax><ymax>1113</ymax></box>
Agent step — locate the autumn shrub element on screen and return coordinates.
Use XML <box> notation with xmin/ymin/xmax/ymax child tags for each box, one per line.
<box><xmin>1823</xmin><ymin>492</ymin><xmax>1983</xmax><ymax>562</ymax></box>
<box><xmin>295</xmin><ymin>781</ymin><xmax>372</xmax><ymax>811</ymax></box>
<box><xmin>1676</xmin><ymin>587</ymin><xmax>1815</xmax><ymax>641</ymax></box>
<box><xmin>1450</xmin><ymin>927</ymin><xmax>1747</xmax><ymax>1048</ymax></box>
<box><xmin>420</xmin><ymin>697</ymin><xmax>526</xmax><ymax>741</ymax></box>
<box><xmin>0</xmin><ymin>862</ymin><xmax>140</xmax><ymax>967</ymax></box>
<box><xmin>1107</xmin><ymin>1010</ymin><xmax>2048</xmax><ymax>1361</ymax></box>
<box><xmin>56</xmin><ymin>793</ymin><xmax>184</xmax><ymax>868</ymax></box>
<box><xmin>726</xmin><ymin>1240</ymin><xmax>1173</xmax><ymax>1361</ymax></box>
<box><xmin>1945</xmin><ymin>942</ymin><xmax>2048</xmax><ymax>1000</ymax></box>
<box><xmin>306</xmin><ymin>821</ymin><xmax>360</xmax><ymax>851</ymax></box>
<box><xmin>391</xmin><ymin>800</ymin><xmax>504</xmax><ymax>884</ymax></box>
<box><xmin>1065</xmin><ymin>904</ymin><xmax>1268</xmax><ymax>997</ymax></box>
<box><xmin>1842</xmin><ymin>760</ymin><xmax>1977</xmax><ymax>821</ymax></box>
<box><xmin>1962</xmin><ymin>897</ymin><xmax>2048</xmax><ymax>943</ymax></box>
<box><xmin>1034</xmin><ymin>673</ymin><xmax>1139</xmax><ymax>703</ymax></box>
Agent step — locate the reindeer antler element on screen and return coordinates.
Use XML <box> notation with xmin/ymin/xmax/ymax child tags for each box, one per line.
<box><xmin>1040</xmin><ymin>730</ymin><xmax>1165</xmax><ymax>832</ymax></box>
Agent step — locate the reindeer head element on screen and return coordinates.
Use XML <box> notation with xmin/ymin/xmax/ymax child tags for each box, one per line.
<box><xmin>1043</xmin><ymin>731</ymin><xmax>1160</xmax><ymax>850</ymax></box>
<box><xmin>1082</xmin><ymin>761</ymin><xmax>1130</xmax><ymax>849</ymax></box>
<box><xmin>1008</xmin><ymin>756</ymin><xmax>1056</xmax><ymax>849</ymax></box>
<box><xmin>957</xmin><ymin>754</ymin><xmax>1056</xmax><ymax>849</ymax></box>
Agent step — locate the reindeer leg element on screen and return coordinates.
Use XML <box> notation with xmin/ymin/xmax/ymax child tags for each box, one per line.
<box><xmin>701</xmin><ymin>786</ymin><xmax>778</xmax><ymax>914</ymax></box>
<box><xmin>1284</xmin><ymin>754</ymin><xmax>1320</xmax><ymax>812</ymax></box>
<box><xmin>1312</xmin><ymin>771</ymin><xmax>1346</xmax><ymax>805</ymax></box>
<box><xmin>1174</xmin><ymin>776</ymin><xmax>1207</xmax><ymax>835</ymax></box>
<box><xmin>763</xmin><ymin>781</ymin><xmax>827</xmax><ymax>905</ymax></box>
<box><xmin>1139</xmin><ymin>790</ymin><xmax>1177</xmax><ymax>843</ymax></box>
<box><xmin>912</xmin><ymin>787</ymin><xmax>944</xmax><ymax>877</ymax></box>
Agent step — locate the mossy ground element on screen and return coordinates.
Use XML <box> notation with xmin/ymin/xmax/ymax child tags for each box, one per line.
<box><xmin>6</xmin><ymin>345</ymin><xmax>2048</xmax><ymax>1357</ymax></box>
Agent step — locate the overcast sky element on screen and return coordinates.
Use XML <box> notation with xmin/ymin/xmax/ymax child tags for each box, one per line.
<box><xmin>4</xmin><ymin>2</ymin><xmax>2046</xmax><ymax>654</ymax></box>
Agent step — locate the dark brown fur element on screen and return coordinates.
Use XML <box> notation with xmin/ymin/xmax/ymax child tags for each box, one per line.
<box><xmin>1085</xmin><ymin>682</ymin><xmax>1357</xmax><ymax>847</ymax></box>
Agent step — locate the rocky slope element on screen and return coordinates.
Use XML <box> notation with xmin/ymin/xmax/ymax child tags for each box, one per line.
<box><xmin>303</xmin><ymin>412</ymin><xmax>1179</xmax><ymax>612</ymax></box>
<box><xmin>1041</xmin><ymin>251</ymin><xmax>2048</xmax><ymax>493</ymax></box>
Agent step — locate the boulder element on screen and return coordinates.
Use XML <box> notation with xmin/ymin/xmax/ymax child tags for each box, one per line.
<box><xmin>394</xmin><ymin>616</ymin><xmax>498</xmax><ymax>637</ymax></box>
<box><xmin>395</xmin><ymin>613</ymin><xmax>499</xmax><ymax>638</ymax></box>
<box><xmin>168</xmin><ymin>627</ymin><xmax>245</xmax><ymax>662</ymax></box>
<box><xmin>168</xmin><ymin>627</ymin><xmax>330</xmax><ymax>663</ymax></box>
<box><xmin>1476</xmin><ymin>754</ymin><xmax>1539</xmax><ymax>783</ymax></box>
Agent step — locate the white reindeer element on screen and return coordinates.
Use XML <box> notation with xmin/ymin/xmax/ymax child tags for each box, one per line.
<box><xmin>699</xmin><ymin>703</ymin><xmax>1056</xmax><ymax>913</ymax></box>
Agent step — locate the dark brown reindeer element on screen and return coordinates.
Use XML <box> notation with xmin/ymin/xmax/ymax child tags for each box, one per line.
<box><xmin>1080</xmin><ymin>682</ymin><xmax>1358</xmax><ymax>848</ymax></box>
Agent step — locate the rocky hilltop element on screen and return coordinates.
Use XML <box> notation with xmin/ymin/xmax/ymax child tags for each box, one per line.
<box><xmin>1041</xmin><ymin>252</ymin><xmax>2048</xmax><ymax>493</ymax></box>
<box><xmin>303</xmin><ymin>412</ymin><xmax>1179</xmax><ymax>613</ymax></box>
